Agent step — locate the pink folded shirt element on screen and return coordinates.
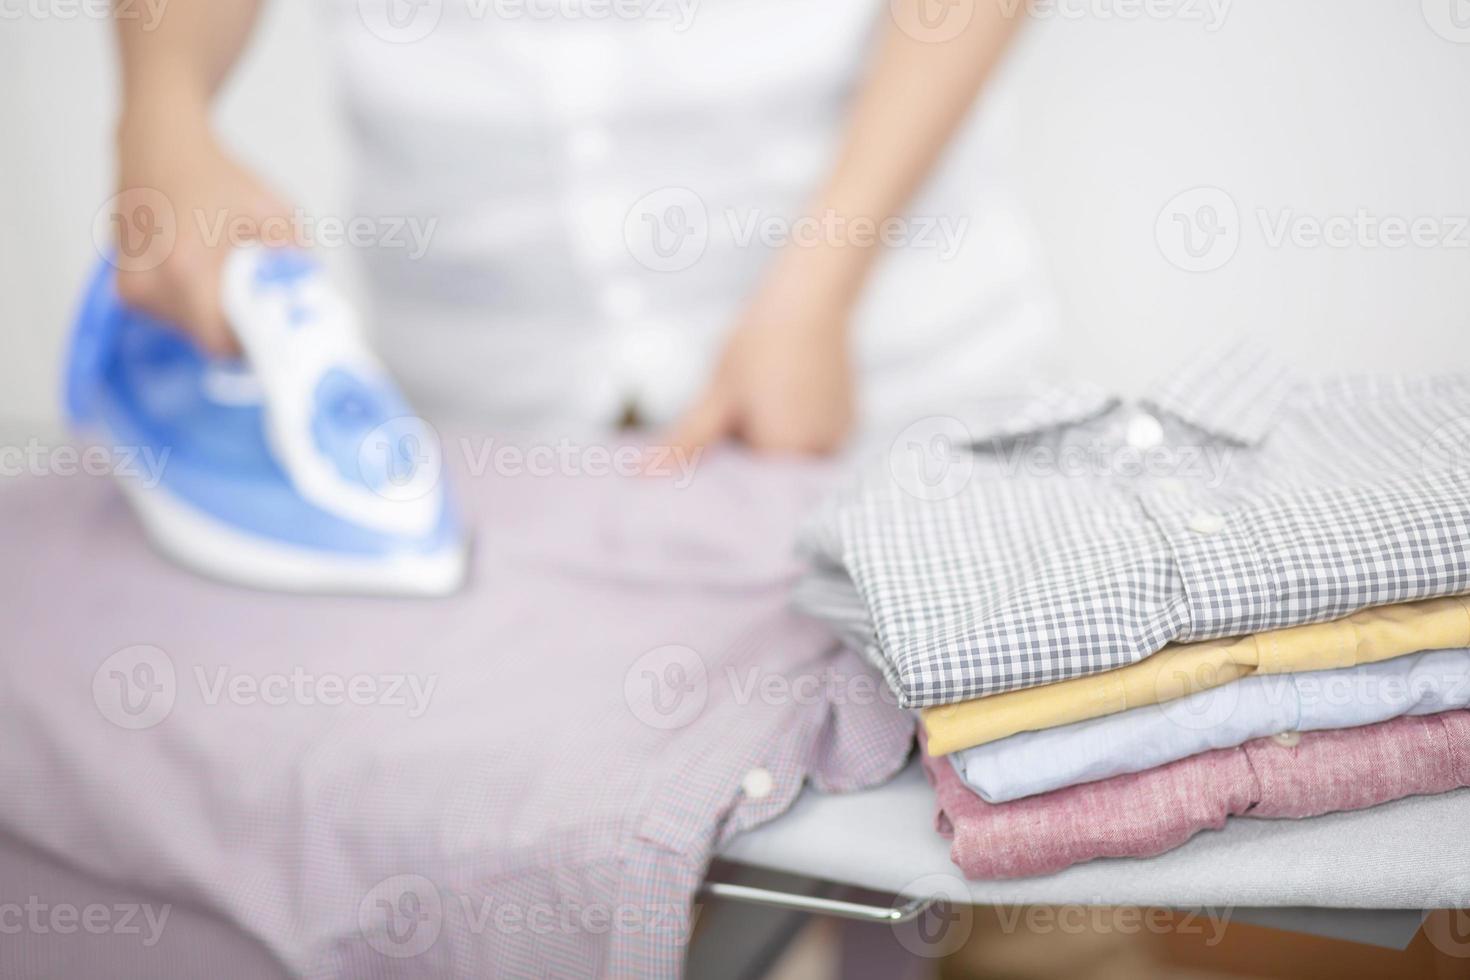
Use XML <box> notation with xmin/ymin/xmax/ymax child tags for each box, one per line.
<box><xmin>923</xmin><ymin>711</ymin><xmax>1470</xmax><ymax>880</ymax></box>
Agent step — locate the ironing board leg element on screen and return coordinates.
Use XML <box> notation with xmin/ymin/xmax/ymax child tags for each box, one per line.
<box><xmin>837</xmin><ymin>917</ymin><xmax>937</xmax><ymax>980</ymax></box>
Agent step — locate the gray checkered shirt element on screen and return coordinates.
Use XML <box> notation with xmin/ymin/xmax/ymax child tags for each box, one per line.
<box><xmin>798</xmin><ymin>342</ymin><xmax>1470</xmax><ymax>708</ymax></box>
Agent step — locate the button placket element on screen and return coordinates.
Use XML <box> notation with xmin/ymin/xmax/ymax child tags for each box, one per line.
<box><xmin>1141</xmin><ymin>494</ymin><xmax>1277</xmax><ymax>642</ymax></box>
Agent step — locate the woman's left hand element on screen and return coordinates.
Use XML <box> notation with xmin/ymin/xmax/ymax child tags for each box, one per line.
<box><xmin>659</xmin><ymin>0</ymin><xmax>1025</xmax><ymax>456</ymax></box>
<box><xmin>664</xmin><ymin>244</ymin><xmax>862</xmax><ymax>456</ymax></box>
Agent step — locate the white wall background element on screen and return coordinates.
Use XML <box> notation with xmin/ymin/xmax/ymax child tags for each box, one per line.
<box><xmin>2</xmin><ymin>0</ymin><xmax>1467</xmax><ymax>429</ymax></box>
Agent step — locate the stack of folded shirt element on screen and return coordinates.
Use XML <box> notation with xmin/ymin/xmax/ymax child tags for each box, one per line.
<box><xmin>798</xmin><ymin>342</ymin><xmax>1470</xmax><ymax>879</ymax></box>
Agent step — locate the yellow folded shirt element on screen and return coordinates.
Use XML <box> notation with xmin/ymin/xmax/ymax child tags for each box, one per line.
<box><xmin>920</xmin><ymin>594</ymin><xmax>1470</xmax><ymax>755</ymax></box>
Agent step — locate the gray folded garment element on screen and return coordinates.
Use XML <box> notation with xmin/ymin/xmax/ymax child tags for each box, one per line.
<box><xmin>794</xmin><ymin>341</ymin><xmax>1470</xmax><ymax>710</ymax></box>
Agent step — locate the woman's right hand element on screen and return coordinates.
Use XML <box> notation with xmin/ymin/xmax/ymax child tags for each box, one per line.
<box><xmin>111</xmin><ymin>114</ymin><xmax>296</xmax><ymax>356</ymax></box>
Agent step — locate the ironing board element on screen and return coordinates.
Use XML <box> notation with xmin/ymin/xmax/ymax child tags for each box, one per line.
<box><xmin>714</xmin><ymin>761</ymin><xmax>1470</xmax><ymax>950</ymax></box>
<box><xmin>0</xmin><ymin>766</ymin><xmax>1455</xmax><ymax>980</ymax></box>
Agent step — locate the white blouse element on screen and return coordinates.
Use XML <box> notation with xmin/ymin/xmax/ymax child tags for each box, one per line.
<box><xmin>325</xmin><ymin>0</ymin><xmax>1057</xmax><ymax>433</ymax></box>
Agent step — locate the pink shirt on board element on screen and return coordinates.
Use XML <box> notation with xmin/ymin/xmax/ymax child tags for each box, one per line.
<box><xmin>924</xmin><ymin>711</ymin><xmax>1470</xmax><ymax>880</ymax></box>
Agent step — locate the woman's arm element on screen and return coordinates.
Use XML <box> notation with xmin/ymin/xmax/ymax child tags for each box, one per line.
<box><xmin>814</xmin><ymin>0</ymin><xmax>1027</xmax><ymax>293</ymax></box>
<box><xmin>666</xmin><ymin>1</ymin><xmax>1026</xmax><ymax>454</ymax></box>
<box><xmin>115</xmin><ymin>0</ymin><xmax>265</xmax><ymax>122</ymax></box>
<box><xmin>112</xmin><ymin>0</ymin><xmax>293</xmax><ymax>354</ymax></box>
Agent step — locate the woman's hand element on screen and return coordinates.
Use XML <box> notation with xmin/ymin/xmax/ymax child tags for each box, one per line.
<box><xmin>110</xmin><ymin>0</ymin><xmax>286</xmax><ymax>355</ymax></box>
<box><xmin>665</xmin><ymin>242</ymin><xmax>862</xmax><ymax>455</ymax></box>
<box><xmin>664</xmin><ymin>1</ymin><xmax>1024</xmax><ymax>456</ymax></box>
<box><xmin>112</xmin><ymin>115</ymin><xmax>296</xmax><ymax>356</ymax></box>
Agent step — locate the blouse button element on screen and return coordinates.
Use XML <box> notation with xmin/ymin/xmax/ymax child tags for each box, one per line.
<box><xmin>1188</xmin><ymin>512</ymin><xmax>1226</xmax><ymax>535</ymax></box>
<box><xmin>1125</xmin><ymin>411</ymin><xmax>1165</xmax><ymax>450</ymax></box>
<box><xmin>566</xmin><ymin>126</ymin><xmax>612</xmax><ymax>166</ymax></box>
<box><xmin>741</xmin><ymin>767</ymin><xmax>775</xmax><ymax>800</ymax></box>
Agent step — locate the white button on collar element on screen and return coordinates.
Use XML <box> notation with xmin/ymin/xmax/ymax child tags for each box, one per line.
<box><xmin>566</xmin><ymin>126</ymin><xmax>611</xmax><ymax>165</ymax></box>
<box><xmin>741</xmin><ymin>767</ymin><xmax>774</xmax><ymax>800</ymax></box>
<box><xmin>1125</xmin><ymin>412</ymin><xmax>1165</xmax><ymax>450</ymax></box>
<box><xmin>598</xmin><ymin>278</ymin><xmax>645</xmax><ymax>320</ymax></box>
<box><xmin>1187</xmin><ymin>512</ymin><xmax>1226</xmax><ymax>535</ymax></box>
<box><xmin>1271</xmin><ymin>731</ymin><xmax>1302</xmax><ymax>748</ymax></box>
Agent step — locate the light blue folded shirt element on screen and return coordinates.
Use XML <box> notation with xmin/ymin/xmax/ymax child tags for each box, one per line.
<box><xmin>950</xmin><ymin>647</ymin><xmax>1470</xmax><ymax>803</ymax></box>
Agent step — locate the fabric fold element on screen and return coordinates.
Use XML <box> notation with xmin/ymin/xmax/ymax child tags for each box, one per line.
<box><xmin>949</xmin><ymin>647</ymin><xmax>1470</xmax><ymax>802</ymax></box>
<box><xmin>924</xmin><ymin>711</ymin><xmax>1470</xmax><ymax>880</ymax></box>
<box><xmin>921</xmin><ymin>594</ymin><xmax>1470</xmax><ymax>754</ymax></box>
<box><xmin>796</xmin><ymin>360</ymin><xmax>1470</xmax><ymax>709</ymax></box>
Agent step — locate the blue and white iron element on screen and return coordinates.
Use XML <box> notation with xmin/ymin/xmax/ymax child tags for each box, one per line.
<box><xmin>67</xmin><ymin>245</ymin><xmax>469</xmax><ymax>597</ymax></box>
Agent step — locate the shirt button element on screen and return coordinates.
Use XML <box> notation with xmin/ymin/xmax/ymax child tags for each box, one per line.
<box><xmin>598</xmin><ymin>278</ymin><xmax>645</xmax><ymax>320</ymax></box>
<box><xmin>741</xmin><ymin>767</ymin><xmax>774</xmax><ymax>800</ymax></box>
<box><xmin>1125</xmin><ymin>412</ymin><xmax>1165</xmax><ymax>450</ymax></box>
<box><xmin>757</xmin><ymin>144</ymin><xmax>816</xmax><ymax>184</ymax></box>
<box><xmin>1157</xmin><ymin>478</ymin><xmax>1187</xmax><ymax>494</ymax></box>
<box><xmin>1271</xmin><ymin>731</ymin><xmax>1302</xmax><ymax>748</ymax></box>
<box><xmin>1188</xmin><ymin>512</ymin><xmax>1226</xmax><ymax>535</ymax></box>
<box><xmin>566</xmin><ymin>126</ymin><xmax>612</xmax><ymax>166</ymax></box>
